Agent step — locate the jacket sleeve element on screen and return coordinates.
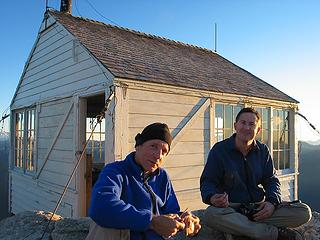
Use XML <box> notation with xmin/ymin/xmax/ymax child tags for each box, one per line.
<box><xmin>261</xmin><ymin>146</ymin><xmax>281</xmax><ymax>205</ymax></box>
<box><xmin>89</xmin><ymin>165</ymin><xmax>152</xmax><ymax>231</ymax></box>
<box><xmin>200</xmin><ymin>147</ymin><xmax>224</xmax><ymax>205</ymax></box>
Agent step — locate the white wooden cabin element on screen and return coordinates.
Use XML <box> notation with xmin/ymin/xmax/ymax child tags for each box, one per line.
<box><xmin>9</xmin><ymin>9</ymin><xmax>299</xmax><ymax>218</ymax></box>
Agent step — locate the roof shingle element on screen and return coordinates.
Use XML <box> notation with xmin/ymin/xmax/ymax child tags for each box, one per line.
<box><xmin>49</xmin><ymin>10</ymin><xmax>298</xmax><ymax>103</ymax></box>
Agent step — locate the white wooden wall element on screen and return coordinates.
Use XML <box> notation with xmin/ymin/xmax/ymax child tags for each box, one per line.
<box><xmin>279</xmin><ymin>175</ymin><xmax>295</xmax><ymax>201</ymax></box>
<box><xmin>11</xmin><ymin>14</ymin><xmax>112</xmax><ymax>109</ymax></box>
<box><xmin>121</xmin><ymin>84</ymin><xmax>298</xmax><ymax>210</ymax></box>
<box><xmin>126</xmin><ymin>88</ymin><xmax>209</xmax><ymax>210</ymax></box>
<box><xmin>10</xmin><ymin>98</ymin><xmax>77</xmax><ymax>216</ymax></box>
<box><xmin>10</xmin><ymin>14</ymin><xmax>113</xmax><ymax>217</ymax></box>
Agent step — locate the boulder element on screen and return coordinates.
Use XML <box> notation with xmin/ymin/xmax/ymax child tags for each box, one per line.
<box><xmin>0</xmin><ymin>210</ymin><xmax>319</xmax><ymax>240</ymax></box>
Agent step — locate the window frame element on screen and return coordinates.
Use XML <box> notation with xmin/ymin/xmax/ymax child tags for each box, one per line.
<box><xmin>213</xmin><ymin>103</ymin><xmax>294</xmax><ymax>175</ymax></box>
<box><xmin>13</xmin><ymin>107</ymin><xmax>37</xmax><ymax>174</ymax></box>
<box><xmin>214</xmin><ymin>103</ymin><xmax>243</xmax><ymax>143</ymax></box>
<box><xmin>272</xmin><ymin>108</ymin><xmax>291</xmax><ymax>174</ymax></box>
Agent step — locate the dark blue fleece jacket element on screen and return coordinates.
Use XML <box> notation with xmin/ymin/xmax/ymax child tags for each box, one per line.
<box><xmin>89</xmin><ymin>152</ymin><xmax>180</xmax><ymax>239</ymax></box>
<box><xmin>200</xmin><ymin>134</ymin><xmax>281</xmax><ymax>206</ymax></box>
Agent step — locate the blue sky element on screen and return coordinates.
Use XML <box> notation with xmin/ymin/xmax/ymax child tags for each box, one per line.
<box><xmin>1</xmin><ymin>0</ymin><xmax>320</xmax><ymax>141</ymax></box>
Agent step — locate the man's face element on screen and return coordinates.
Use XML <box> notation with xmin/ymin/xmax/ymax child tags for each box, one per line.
<box><xmin>234</xmin><ymin>112</ymin><xmax>261</xmax><ymax>142</ymax></box>
<box><xmin>135</xmin><ymin>139</ymin><xmax>169</xmax><ymax>173</ymax></box>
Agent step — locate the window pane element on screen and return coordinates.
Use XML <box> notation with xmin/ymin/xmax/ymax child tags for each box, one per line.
<box><xmin>26</xmin><ymin>109</ymin><xmax>35</xmax><ymax>171</ymax></box>
<box><xmin>15</xmin><ymin>112</ymin><xmax>24</xmax><ymax>168</ymax></box>
<box><xmin>272</xmin><ymin>109</ymin><xmax>291</xmax><ymax>170</ymax></box>
<box><xmin>234</xmin><ymin>106</ymin><xmax>242</xmax><ymax>122</ymax></box>
<box><xmin>273</xmin><ymin>151</ymin><xmax>279</xmax><ymax>170</ymax></box>
<box><xmin>215</xmin><ymin>104</ymin><xmax>223</xmax><ymax>129</ymax></box>
<box><xmin>224</xmin><ymin>105</ymin><xmax>232</xmax><ymax>129</ymax></box>
<box><xmin>224</xmin><ymin>129</ymin><xmax>233</xmax><ymax>139</ymax></box>
<box><xmin>284</xmin><ymin>111</ymin><xmax>289</xmax><ymax>130</ymax></box>
<box><xmin>284</xmin><ymin>150</ymin><xmax>290</xmax><ymax>169</ymax></box>
<box><xmin>86</xmin><ymin>117</ymin><xmax>105</xmax><ymax>163</ymax></box>
<box><xmin>273</xmin><ymin>109</ymin><xmax>281</xmax><ymax>131</ymax></box>
<box><xmin>216</xmin><ymin>130</ymin><xmax>223</xmax><ymax>142</ymax></box>
<box><xmin>273</xmin><ymin>129</ymin><xmax>279</xmax><ymax>149</ymax></box>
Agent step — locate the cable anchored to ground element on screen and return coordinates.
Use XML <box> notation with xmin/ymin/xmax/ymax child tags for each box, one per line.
<box><xmin>296</xmin><ymin>112</ymin><xmax>320</xmax><ymax>136</ymax></box>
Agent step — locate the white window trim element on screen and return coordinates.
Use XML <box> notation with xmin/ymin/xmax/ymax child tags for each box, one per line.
<box><xmin>12</xmin><ymin>107</ymin><xmax>38</xmax><ymax>175</ymax></box>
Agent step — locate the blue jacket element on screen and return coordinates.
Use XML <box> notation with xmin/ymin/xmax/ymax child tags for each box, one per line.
<box><xmin>200</xmin><ymin>134</ymin><xmax>281</xmax><ymax>206</ymax></box>
<box><xmin>89</xmin><ymin>152</ymin><xmax>180</xmax><ymax>240</ymax></box>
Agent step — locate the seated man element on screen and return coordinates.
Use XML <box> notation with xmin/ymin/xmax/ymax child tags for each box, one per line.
<box><xmin>200</xmin><ymin>107</ymin><xmax>311</xmax><ymax>240</ymax></box>
<box><xmin>86</xmin><ymin>122</ymin><xmax>201</xmax><ymax>240</ymax></box>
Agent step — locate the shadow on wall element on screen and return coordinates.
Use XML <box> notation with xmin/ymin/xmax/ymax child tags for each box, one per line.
<box><xmin>0</xmin><ymin>133</ymin><xmax>9</xmax><ymax>220</ymax></box>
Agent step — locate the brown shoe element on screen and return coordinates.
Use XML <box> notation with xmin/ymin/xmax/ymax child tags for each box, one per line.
<box><xmin>278</xmin><ymin>227</ymin><xmax>303</xmax><ymax>240</ymax></box>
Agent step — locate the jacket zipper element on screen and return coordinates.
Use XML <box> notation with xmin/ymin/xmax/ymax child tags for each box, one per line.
<box><xmin>143</xmin><ymin>174</ymin><xmax>157</xmax><ymax>215</ymax></box>
<box><xmin>243</xmin><ymin>156</ymin><xmax>254</xmax><ymax>202</ymax></box>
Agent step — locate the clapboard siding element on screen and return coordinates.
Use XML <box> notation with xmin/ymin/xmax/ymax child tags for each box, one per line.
<box><xmin>37</xmin><ymin>149</ymin><xmax>74</xmax><ymax>162</ymax></box>
<box><xmin>175</xmin><ymin>189</ymin><xmax>207</xmax><ymax>210</ymax></box>
<box><xmin>21</xmin><ymin>51</ymin><xmax>90</xmax><ymax>91</ymax></box>
<box><xmin>12</xmin><ymin>17</ymin><xmax>110</xmax><ymax>109</ymax></box>
<box><xmin>37</xmin><ymin>125</ymin><xmax>73</xmax><ymax>139</ymax></box>
<box><xmin>10</xmin><ymin>171</ymin><xmax>75</xmax><ymax>217</ymax></box>
<box><xmin>279</xmin><ymin>175</ymin><xmax>295</xmax><ymax>201</ymax></box>
<box><xmin>127</xmin><ymin>88</ymin><xmax>209</xmax><ymax>210</ymax></box>
<box><xmin>35</xmin><ymin>98</ymin><xmax>76</xmax><ymax>189</ymax></box>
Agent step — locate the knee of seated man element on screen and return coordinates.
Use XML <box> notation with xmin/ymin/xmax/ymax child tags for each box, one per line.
<box><xmin>204</xmin><ymin>206</ymin><xmax>234</xmax><ymax>223</ymax></box>
<box><xmin>299</xmin><ymin>203</ymin><xmax>312</xmax><ymax>224</ymax></box>
<box><xmin>289</xmin><ymin>202</ymin><xmax>312</xmax><ymax>226</ymax></box>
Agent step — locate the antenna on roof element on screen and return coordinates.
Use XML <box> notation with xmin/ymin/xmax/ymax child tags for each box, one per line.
<box><xmin>214</xmin><ymin>22</ymin><xmax>218</xmax><ymax>52</ymax></box>
<box><xmin>45</xmin><ymin>0</ymin><xmax>48</xmax><ymax>12</ymax></box>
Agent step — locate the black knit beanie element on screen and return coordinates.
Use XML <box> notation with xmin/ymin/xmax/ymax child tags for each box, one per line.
<box><xmin>135</xmin><ymin>123</ymin><xmax>172</xmax><ymax>150</ymax></box>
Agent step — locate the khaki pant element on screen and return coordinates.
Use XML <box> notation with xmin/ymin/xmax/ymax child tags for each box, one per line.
<box><xmin>204</xmin><ymin>202</ymin><xmax>311</xmax><ymax>240</ymax></box>
<box><xmin>85</xmin><ymin>219</ymin><xmax>130</xmax><ymax>240</ymax></box>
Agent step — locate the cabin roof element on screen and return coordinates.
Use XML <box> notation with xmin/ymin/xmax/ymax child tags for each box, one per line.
<box><xmin>49</xmin><ymin>10</ymin><xmax>298</xmax><ymax>103</ymax></box>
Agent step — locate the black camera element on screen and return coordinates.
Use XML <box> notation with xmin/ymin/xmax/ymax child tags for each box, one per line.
<box><xmin>237</xmin><ymin>203</ymin><xmax>260</xmax><ymax>221</ymax></box>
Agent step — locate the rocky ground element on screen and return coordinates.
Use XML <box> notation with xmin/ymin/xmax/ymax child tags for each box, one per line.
<box><xmin>0</xmin><ymin>210</ymin><xmax>319</xmax><ymax>240</ymax></box>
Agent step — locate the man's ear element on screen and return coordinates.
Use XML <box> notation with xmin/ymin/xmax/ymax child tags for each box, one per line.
<box><xmin>256</xmin><ymin>126</ymin><xmax>261</xmax><ymax>134</ymax></box>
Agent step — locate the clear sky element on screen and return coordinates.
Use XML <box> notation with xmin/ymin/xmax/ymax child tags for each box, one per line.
<box><xmin>1</xmin><ymin>0</ymin><xmax>320</xmax><ymax>142</ymax></box>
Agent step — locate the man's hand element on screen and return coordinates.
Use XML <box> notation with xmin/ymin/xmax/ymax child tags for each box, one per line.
<box><xmin>210</xmin><ymin>192</ymin><xmax>229</xmax><ymax>208</ymax></box>
<box><xmin>150</xmin><ymin>214</ymin><xmax>185</xmax><ymax>238</ymax></box>
<box><xmin>253</xmin><ymin>201</ymin><xmax>275</xmax><ymax>221</ymax></box>
<box><xmin>180</xmin><ymin>211</ymin><xmax>201</xmax><ymax>237</ymax></box>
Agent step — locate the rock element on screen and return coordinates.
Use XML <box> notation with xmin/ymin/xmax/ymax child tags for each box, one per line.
<box><xmin>0</xmin><ymin>211</ymin><xmax>61</xmax><ymax>240</ymax></box>
<box><xmin>0</xmin><ymin>210</ymin><xmax>319</xmax><ymax>240</ymax></box>
<box><xmin>295</xmin><ymin>211</ymin><xmax>320</xmax><ymax>240</ymax></box>
<box><xmin>51</xmin><ymin>217</ymin><xmax>90</xmax><ymax>240</ymax></box>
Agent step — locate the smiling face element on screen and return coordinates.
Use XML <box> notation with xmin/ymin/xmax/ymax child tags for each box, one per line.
<box><xmin>234</xmin><ymin>112</ymin><xmax>261</xmax><ymax>144</ymax></box>
<box><xmin>134</xmin><ymin>139</ymin><xmax>169</xmax><ymax>173</ymax></box>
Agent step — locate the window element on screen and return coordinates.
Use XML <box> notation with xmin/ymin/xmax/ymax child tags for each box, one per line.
<box><xmin>255</xmin><ymin>107</ymin><xmax>270</xmax><ymax>146</ymax></box>
<box><xmin>86</xmin><ymin>117</ymin><xmax>105</xmax><ymax>163</ymax></box>
<box><xmin>14</xmin><ymin>108</ymin><xmax>36</xmax><ymax>172</ymax></box>
<box><xmin>273</xmin><ymin>109</ymin><xmax>290</xmax><ymax>170</ymax></box>
<box><xmin>215</xmin><ymin>103</ymin><xmax>242</xmax><ymax>142</ymax></box>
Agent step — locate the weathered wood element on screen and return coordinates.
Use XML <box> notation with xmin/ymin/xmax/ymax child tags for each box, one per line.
<box><xmin>175</xmin><ymin>189</ymin><xmax>207</xmax><ymax>211</ymax></box>
<box><xmin>163</xmin><ymin>153</ymin><xmax>205</xmax><ymax>168</ymax></box>
<box><xmin>166</xmin><ymin>165</ymin><xmax>203</xmax><ymax>181</ymax></box>
<box><xmin>35</xmin><ymin>101</ymin><xmax>74</xmax><ymax>179</ymax></box>
<box><xmin>10</xmin><ymin>172</ymin><xmax>75</xmax><ymax>217</ymax></box>
<box><xmin>114</xmin><ymin>84</ymin><xmax>129</xmax><ymax>160</ymax></box>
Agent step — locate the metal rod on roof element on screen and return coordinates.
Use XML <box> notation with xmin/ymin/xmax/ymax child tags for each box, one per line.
<box><xmin>214</xmin><ymin>22</ymin><xmax>218</xmax><ymax>52</ymax></box>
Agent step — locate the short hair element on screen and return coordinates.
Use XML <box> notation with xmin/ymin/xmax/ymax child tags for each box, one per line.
<box><xmin>235</xmin><ymin>107</ymin><xmax>261</xmax><ymax>123</ymax></box>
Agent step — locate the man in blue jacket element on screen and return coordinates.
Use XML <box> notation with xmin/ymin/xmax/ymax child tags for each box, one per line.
<box><xmin>200</xmin><ymin>107</ymin><xmax>311</xmax><ymax>240</ymax></box>
<box><xmin>86</xmin><ymin>122</ymin><xmax>201</xmax><ymax>240</ymax></box>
